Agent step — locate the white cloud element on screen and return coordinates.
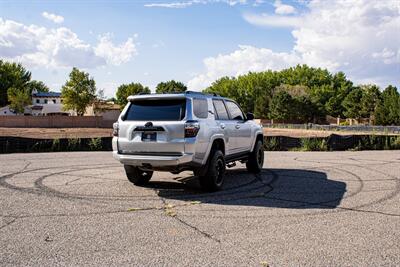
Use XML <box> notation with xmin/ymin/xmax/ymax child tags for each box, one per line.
<box><xmin>144</xmin><ymin>0</ymin><xmax>247</xmax><ymax>8</ymax></box>
<box><xmin>152</xmin><ymin>41</ymin><xmax>165</xmax><ymax>48</ymax></box>
<box><xmin>188</xmin><ymin>45</ymin><xmax>300</xmax><ymax>90</ymax></box>
<box><xmin>243</xmin><ymin>13</ymin><xmax>301</xmax><ymax>28</ymax></box>
<box><xmin>274</xmin><ymin>0</ymin><xmax>296</xmax><ymax>15</ymax></box>
<box><xmin>144</xmin><ymin>1</ymin><xmax>195</xmax><ymax>8</ymax></box>
<box><xmin>0</xmin><ymin>18</ymin><xmax>138</xmax><ymax>69</ymax></box>
<box><xmin>188</xmin><ymin>0</ymin><xmax>400</xmax><ymax>90</ymax></box>
<box><xmin>42</xmin><ymin>11</ymin><xmax>64</xmax><ymax>24</ymax></box>
<box><xmin>95</xmin><ymin>34</ymin><xmax>137</xmax><ymax>65</ymax></box>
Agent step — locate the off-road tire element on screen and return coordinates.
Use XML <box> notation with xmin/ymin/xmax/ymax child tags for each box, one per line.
<box><xmin>246</xmin><ymin>140</ymin><xmax>264</xmax><ymax>173</ymax></box>
<box><xmin>124</xmin><ymin>165</ymin><xmax>153</xmax><ymax>185</ymax></box>
<box><xmin>199</xmin><ymin>150</ymin><xmax>225</xmax><ymax>192</ymax></box>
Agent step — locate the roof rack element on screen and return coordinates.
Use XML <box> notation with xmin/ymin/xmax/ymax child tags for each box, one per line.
<box><xmin>185</xmin><ymin>91</ymin><xmax>205</xmax><ymax>95</ymax></box>
<box><xmin>138</xmin><ymin>90</ymin><xmax>220</xmax><ymax>97</ymax></box>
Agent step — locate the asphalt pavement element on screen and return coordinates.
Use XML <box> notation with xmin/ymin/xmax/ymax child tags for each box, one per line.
<box><xmin>0</xmin><ymin>151</ymin><xmax>399</xmax><ymax>266</ymax></box>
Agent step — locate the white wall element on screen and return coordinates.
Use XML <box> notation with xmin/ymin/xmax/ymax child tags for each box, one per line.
<box><xmin>0</xmin><ymin>106</ymin><xmax>16</xmax><ymax>116</ymax></box>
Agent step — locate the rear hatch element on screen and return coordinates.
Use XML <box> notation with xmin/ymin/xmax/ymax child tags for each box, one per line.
<box><xmin>117</xmin><ymin>97</ymin><xmax>187</xmax><ymax>156</ymax></box>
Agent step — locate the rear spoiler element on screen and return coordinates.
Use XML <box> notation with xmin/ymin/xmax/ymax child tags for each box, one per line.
<box><xmin>127</xmin><ymin>94</ymin><xmax>186</xmax><ymax>102</ymax></box>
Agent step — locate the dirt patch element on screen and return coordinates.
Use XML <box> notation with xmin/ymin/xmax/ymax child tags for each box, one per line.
<box><xmin>1</xmin><ymin>127</ymin><xmax>398</xmax><ymax>139</ymax></box>
<box><xmin>0</xmin><ymin>128</ymin><xmax>112</xmax><ymax>139</ymax></box>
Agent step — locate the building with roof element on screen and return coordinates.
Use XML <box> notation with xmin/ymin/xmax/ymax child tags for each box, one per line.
<box><xmin>84</xmin><ymin>100</ymin><xmax>121</xmax><ymax>121</ymax></box>
<box><xmin>0</xmin><ymin>105</ymin><xmax>17</xmax><ymax>116</ymax></box>
<box><xmin>30</xmin><ymin>90</ymin><xmax>70</xmax><ymax>116</ymax></box>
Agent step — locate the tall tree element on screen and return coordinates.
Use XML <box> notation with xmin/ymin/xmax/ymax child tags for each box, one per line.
<box><xmin>360</xmin><ymin>84</ymin><xmax>381</xmax><ymax>119</ymax></box>
<box><xmin>0</xmin><ymin>60</ymin><xmax>31</xmax><ymax>107</ymax></box>
<box><xmin>156</xmin><ymin>80</ymin><xmax>187</xmax><ymax>94</ymax></box>
<box><xmin>7</xmin><ymin>87</ymin><xmax>31</xmax><ymax>114</ymax></box>
<box><xmin>115</xmin><ymin>82</ymin><xmax>150</xmax><ymax>107</ymax></box>
<box><xmin>61</xmin><ymin>68</ymin><xmax>96</xmax><ymax>116</ymax></box>
<box><xmin>375</xmin><ymin>85</ymin><xmax>400</xmax><ymax>125</ymax></box>
<box><xmin>342</xmin><ymin>87</ymin><xmax>363</xmax><ymax>119</ymax></box>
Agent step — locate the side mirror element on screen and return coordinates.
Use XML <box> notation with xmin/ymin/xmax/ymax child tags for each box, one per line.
<box><xmin>246</xmin><ymin>112</ymin><xmax>254</xmax><ymax>120</ymax></box>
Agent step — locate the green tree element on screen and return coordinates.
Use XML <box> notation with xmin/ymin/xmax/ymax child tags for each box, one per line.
<box><xmin>7</xmin><ymin>87</ymin><xmax>31</xmax><ymax>114</ymax></box>
<box><xmin>293</xmin><ymin>95</ymin><xmax>316</xmax><ymax>122</ymax></box>
<box><xmin>156</xmin><ymin>80</ymin><xmax>187</xmax><ymax>94</ymax></box>
<box><xmin>360</xmin><ymin>84</ymin><xmax>381</xmax><ymax>119</ymax></box>
<box><xmin>342</xmin><ymin>87</ymin><xmax>363</xmax><ymax>119</ymax></box>
<box><xmin>279</xmin><ymin>64</ymin><xmax>332</xmax><ymax>88</ymax></box>
<box><xmin>61</xmin><ymin>68</ymin><xmax>96</xmax><ymax>116</ymax></box>
<box><xmin>115</xmin><ymin>82</ymin><xmax>150</xmax><ymax>107</ymax></box>
<box><xmin>197</xmin><ymin>65</ymin><xmax>398</xmax><ymax>124</ymax></box>
<box><xmin>375</xmin><ymin>85</ymin><xmax>400</xmax><ymax>125</ymax></box>
<box><xmin>27</xmin><ymin>80</ymin><xmax>49</xmax><ymax>94</ymax></box>
<box><xmin>269</xmin><ymin>91</ymin><xmax>294</xmax><ymax>121</ymax></box>
<box><xmin>0</xmin><ymin>60</ymin><xmax>31</xmax><ymax>107</ymax></box>
<box><xmin>254</xmin><ymin>92</ymin><xmax>270</xmax><ymax>118</ymax></box>
<box><xmin>204</xmin><ymin>76</ymin><xmax>238</xmax><ymax>98</ymax></box>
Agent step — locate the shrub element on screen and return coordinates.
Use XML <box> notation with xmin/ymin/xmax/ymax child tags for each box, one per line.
<box><xmin>51</xmin><ymin>139</ymin><xmax>60</xmax><ymax>152</ymax></box>
<box><xmin>67</xmin><ymin>138</ymin><xmax>80</xmax><ymax>151</ymax></box>
<box><xmin>392</xmin><ymin>136</ymin><xmax>400</xmax><ymax>149</ymax></box>
<box><xmin>300</xmin><ymin>138</ymin><xmax>328</xmax><ymax>151</ymax></box>
<box><xmin>88</xmin><ymin>137</ymin><xmax>102</xmax><ymax>151</ymax></box>
<box><xmin>264</xmin><ymin>137</ymin><xmax>280</xmax><ymax>151</ymax></box>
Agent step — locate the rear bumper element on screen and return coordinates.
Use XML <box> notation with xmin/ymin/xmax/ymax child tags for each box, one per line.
<box><xmin>113</xmin><ymin>151</ymin><xmax>194</xmax><ymax>167</ymax></box>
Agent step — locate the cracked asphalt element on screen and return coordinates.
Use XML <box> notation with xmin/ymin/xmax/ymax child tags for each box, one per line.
<box><xmin>0</xmin><ymin>151</ymin><xmax>399</xmax><ymax>266</ymax></box>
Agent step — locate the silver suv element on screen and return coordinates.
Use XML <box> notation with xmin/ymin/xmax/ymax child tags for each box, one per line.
<box><xmin>112</xmin><ymin>91</ymin><xmax>264</xmax><ymax>191</ymax></box>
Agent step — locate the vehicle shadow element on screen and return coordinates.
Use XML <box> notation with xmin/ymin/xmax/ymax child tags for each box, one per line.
<box><xmin>145</xmin><ymin>168</ymin><xmax>346</xmax><ymax>209</ymax></box>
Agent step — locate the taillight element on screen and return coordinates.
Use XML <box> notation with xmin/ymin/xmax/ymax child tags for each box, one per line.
<box><xmin>184</xmin><ymin>120</ymin><xmax>200</xmax><ymax>138</ymax></box>
<box><xmin>112</xmin><ymin>122</ymin><xmax>119</xmax><ymax>137</ymax></box>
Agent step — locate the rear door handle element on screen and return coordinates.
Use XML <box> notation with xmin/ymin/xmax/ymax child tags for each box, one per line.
<box><xmin>220</xmin><ymin>123</ymin><xmax>225</xmax><ymax>129</ymax></box>
<box><xmin>235</xmin><ymin>124</ymin><xmax>240</xmax><ymax>129</ymax></box>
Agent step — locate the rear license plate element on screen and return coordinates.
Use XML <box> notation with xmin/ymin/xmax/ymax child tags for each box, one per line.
<box><xmin>141</xmin><ymin>132</ymin><xmax>157</xmax><ymax>141</ymax></box>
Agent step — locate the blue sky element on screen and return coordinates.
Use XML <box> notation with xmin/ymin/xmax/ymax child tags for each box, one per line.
<box><xmin>1</xmin><ymin>0</ymin><xmax>399</xmax><ymax>97</ymax></box>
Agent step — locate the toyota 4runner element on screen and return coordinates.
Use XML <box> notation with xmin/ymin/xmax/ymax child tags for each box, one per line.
<box><xmin>112</xmin><ymin>91</ymin><xmax>264</xmax><ymax>191</ymax></box>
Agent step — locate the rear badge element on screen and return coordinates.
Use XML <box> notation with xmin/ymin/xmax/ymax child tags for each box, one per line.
<box><xmin>142</xmin><ymin>132</ymin><xmax>157</xmax><ymax>141</ymax></box>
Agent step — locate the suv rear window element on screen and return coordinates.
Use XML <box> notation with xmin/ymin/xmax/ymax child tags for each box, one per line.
<box><xmin>125</xmin><ymin>99</ymin><xmax>186</xmax><ymax>121</ymax></box>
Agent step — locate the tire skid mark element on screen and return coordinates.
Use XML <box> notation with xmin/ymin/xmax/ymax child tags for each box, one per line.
<box><xmin>1</xmin><ymin>157</ymin><xmax>398</xmax><ymax>221</ymax></box>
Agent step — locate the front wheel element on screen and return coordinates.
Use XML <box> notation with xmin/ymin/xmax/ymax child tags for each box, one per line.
<box><xmin>199</xmin><ymin>150</ymin><xmax>225</xmax><ymax>192</ymax></box>
<box><xmin>246</xmin><ymin>140</ymin><xmax>264</xmax><ymax>173</ymax></box>
<box><xmin>124</xmin><ymin>165</ymin><xmax>153</xmax><ymax>185</ymax></box>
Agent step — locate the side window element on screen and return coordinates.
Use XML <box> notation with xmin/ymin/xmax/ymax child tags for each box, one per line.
<box><xmin>193</xmin><ymin>98</ymin><xmax>208</xmax><ymax>118</ymax></box>
<box><xmin>212</xmin><ymin>99</ymin><xmax>229</xmax><ymax>120</ymax></box>
<box><xmin>226</xmin><ymin>101</ymin><xmax>244</xmax><ymax>121</ymax></box>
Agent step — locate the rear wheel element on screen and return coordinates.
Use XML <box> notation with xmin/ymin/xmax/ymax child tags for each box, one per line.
<box><xmin>246</xmin><ymin>140</ymin><xmax>264</xmax><ymax>173</ymax></box>
<box><xmin>199</xmin><ymin>150</ymin><xmax>225</xmax><ymax>192</ymax></box>
<box><xmin>124</xmin><ymin>165</ymin><xmax>153</xmax><ymax>185</ymax></box>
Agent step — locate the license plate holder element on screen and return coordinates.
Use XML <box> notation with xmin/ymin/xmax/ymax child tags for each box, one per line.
<box><xmin>141</xmin><ymin>132</ymin><xmax>157</xmax><ymax>142</ymax></box>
